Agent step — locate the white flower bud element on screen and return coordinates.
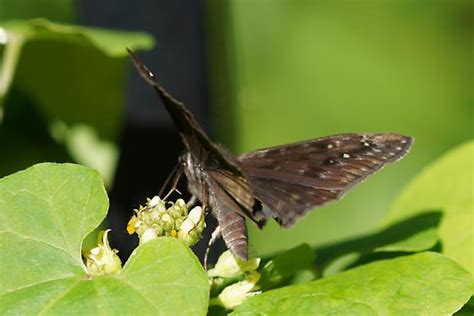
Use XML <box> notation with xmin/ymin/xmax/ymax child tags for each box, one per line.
<box><xmin>188</xmin><ymin>206</ymin><xmax>203</xmax><ymax>224</ymax></box>
<box><xmin>149</xmin><ymin>196</ymin><xmax>161</xmax><ymax>207</ymax></box>
<box><xmin>216</xmin><ymin>271</ymin><xmax>261</xmax><ymax>309</ymax></box>
<box><xmin>161</xmin><ymin>213</ymin><xmax>172</xmax><ymax>223</ymax></box>
<box><xmin>141</xmin><ymin>228</ymin><xmax>158</xmax><ymax>243</ymax></box>
<box><xmin>175</xmin><ymin>198</ymin><xmax>186</xmax><ymax>208</ymax></box>
<box><xmin>180</xmin><ymin>218</ymin><xmax>195</xmax><ymax>235</ymax></box>
<box><xmin>208</xmin><ymin>250</ymin><xmax>260</xmax><ymax>278</ymax></box>
<box><xmin>150</xmin><ymin>209</ymin><xmax>160</xmax><ymax>220</ymax></box>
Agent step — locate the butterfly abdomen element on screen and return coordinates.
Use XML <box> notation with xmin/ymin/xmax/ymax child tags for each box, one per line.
<box><xmin>215</xmin><ymin>209</ymin><xmax>248</xmax><ymax>261</ymax></box>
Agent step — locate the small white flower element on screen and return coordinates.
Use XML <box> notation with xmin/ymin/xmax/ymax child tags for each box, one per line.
<box><xmin>208</xmin><ymin>250</ymin><xmax>260</xmax><ymax>278</ymax></box>
<box><xmin>83</xmin><ymin>230</ymin><xmax>122</xmax><ymax>276</ymax></box>
<box><xmin>216</xmin><ymin>271</ymin><xmax>261</xmax><ymax>309</ymax></box>
<box><xmin>128</xmin><ymin>197</ymin><xmax>205</xmax><ymax>247</ymax></box>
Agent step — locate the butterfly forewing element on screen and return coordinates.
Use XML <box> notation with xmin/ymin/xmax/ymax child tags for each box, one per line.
<box><xmin>239</xmin><ymin>133</ymin><xmax>413</xmax><ymax>227</ymax></box>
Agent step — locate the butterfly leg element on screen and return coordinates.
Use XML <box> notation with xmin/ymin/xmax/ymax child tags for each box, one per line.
<box><xmin>187</xmin><ymin>195</ymin><xmax>198</xmax><ymax>207</ymax></box>
<box><xmin>161</xmin><ymin>163</ymin><xmax>184</xmax><ymax>200</ymax></box>
<box><xmin>158</xmin><ymin>161</ymin><xmax>181</xmax><ymax>197</ymax></box>
<box><xmin>204</xmin><ymin>225</ymin><xmax>221</xmax><ymax>270</ymax></box>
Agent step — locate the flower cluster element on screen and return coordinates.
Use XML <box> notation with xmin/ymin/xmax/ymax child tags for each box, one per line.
<box><xmin>127</xmin><ymin>196</ymin><xmax>205</xmax><ymax>247</ymax></box>
<box><xmin>209</xmin><ymin>251</ymin><xmax>262</xmax><ymax>310</ymax></box>
<box><xmin>83</xmin><ymin>230</ymin><xmax>122</xmax><ymax>276</ymax></box>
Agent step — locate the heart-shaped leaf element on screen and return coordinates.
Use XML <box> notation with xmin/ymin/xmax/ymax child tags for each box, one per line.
<box><xmin>0</xmin><ymin>163</ymin><xmax>209</xmax><ymax>315</ymax></box>
<box><xmin>233</xmin><ymin>252</ymin><xmax>473</xmax><ymax>315</ymax></box>
<box><xmin>386</xmin><ymin>141</ymin><xmax>474</xmax><ymax>275</ymax></box>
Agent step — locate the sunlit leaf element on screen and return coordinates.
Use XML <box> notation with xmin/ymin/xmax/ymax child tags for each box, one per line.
<box><xmin>386</xmin><ymin>141</ymin><xmax>474</xmax><ymax>275</ymax></box>
<box><xmin>233</xmin><ymin>252</ymin><xmax>473</xmax><ymax>315</ymax></box>
<box><xmin>0</xmin><ymin>164</ymin><xmax>209</xmax><ymax>315</ymax></box>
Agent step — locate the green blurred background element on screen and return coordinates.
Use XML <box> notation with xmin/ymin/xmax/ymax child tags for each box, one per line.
<box><xmin>220</xmin><ymin>1</ymin><xmax>473</xmax><ymax>255</ymax></box>
<box><xmin>0</xmin><ymin>0</ymin><xmax>472</xmax><ymax>258</ymax></box>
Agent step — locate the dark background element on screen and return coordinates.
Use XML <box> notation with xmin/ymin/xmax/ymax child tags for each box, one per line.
<box><xmin>77</xmin><ymin>0</ymin><xmax>225</xmax><ymax>262</ymax></box>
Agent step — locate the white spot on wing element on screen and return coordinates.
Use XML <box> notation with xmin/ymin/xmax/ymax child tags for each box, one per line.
<box><xmin>291</xmin><ymin>194</ymin><xmax>300</xmax><ymax>200</ymax></box>
<box><xmin>342</xmin><ymin>153</ymin><xmax>350</xmax><ymax>158</ymax></box>
<box><xmin>327</xmin><ymin>144</ymin><xmax>334</xmax><ymax>149</ymax></box>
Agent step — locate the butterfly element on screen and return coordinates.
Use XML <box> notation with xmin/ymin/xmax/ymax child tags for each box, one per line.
<box><xmin>127</xmin><ymin>49</ymin><xmax>413</xmax><ymax>261</ymax></box>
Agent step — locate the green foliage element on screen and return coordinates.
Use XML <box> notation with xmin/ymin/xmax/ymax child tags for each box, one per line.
<box><xmin>0</xmin><ymin>19</ymin><xmax>154</xmax><ymax>184</ymax></box>
<box><xmin>258</xmin><ymin>244</ymin><xmax>316</xmax><ymax>291</ymax></box>
<box><xmin>0</xmin><ymin>0</ymin><xmax>74</xmax><ymax>23</ymax></box>
<box><xmin>315</xmin><ymin>211</ymin><xmax>442</xmax><ymax>276</ymax></box>
<box><xmin>233</xmin><ymin>252</ymin><xmax>472</xmax><ymax>315</ymax></box>
<box><xmin>0</xmin><ymin>164</ymin><xmax>209</xmax><ymax>315</ymax></box>
<box><xmin>387</xmin><ymin>141</ymin><xmax>473</xmax><ymax>275</ymax></box>
<box><xmin>1</xmin><ymin>142</ymin><xmax>473</xmax><ymax>314</ymax></box>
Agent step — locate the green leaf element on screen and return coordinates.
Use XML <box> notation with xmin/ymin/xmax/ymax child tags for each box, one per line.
<box><xmin>386</xmin><ymin>141</ymin><xmax>474</xmax><ymax>275</ymax></box>
<box><xmin>233</xmin><ymin>252</ymin><xmax>473</xmax><ymax>315</ymax></box>
<box><xmin>259</xmin><ymin>244</ymin><xmax>316</xmax><ymax>290</ymax></box>
<box><xmin>0</xmin><ymin>0</ymin><xmax>74</xmax><ymax>23</ymax></box>
<box><xmin>0</xmin><ymin>164</ymin><xmax>209</xmax><ymax>315</ymax></box>
<box><xmin>316</xmin><ymin>211</ymin><xmax>441</xmax><ymax>276</ymax></box>
<box><xmin>0</xmin><ymin>19</ymin><xmax>154</xmax><ymax>183</ymax></box>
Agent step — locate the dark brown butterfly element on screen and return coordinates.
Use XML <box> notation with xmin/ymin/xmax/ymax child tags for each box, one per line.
<box><xmin>128</xmin><ymin>50</ymin><xmax>413</xmax><ymax>261</ymax></box>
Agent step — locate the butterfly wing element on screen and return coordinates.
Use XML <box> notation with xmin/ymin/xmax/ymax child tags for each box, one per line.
<box><xmin>239</xmin><ymin>133</ymin><xmax>413</xmax><ymax>227</ymax></box>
